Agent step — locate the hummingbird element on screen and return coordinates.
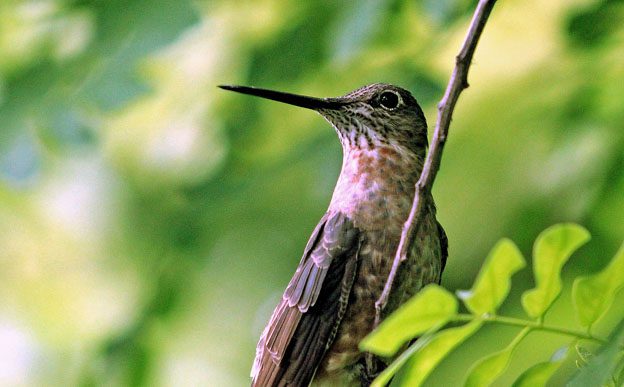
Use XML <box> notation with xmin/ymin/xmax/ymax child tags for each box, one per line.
<box><xmin>219</xmin><ymin>83</ymin><xmax>447</xmax><ymax>386</ymax></box>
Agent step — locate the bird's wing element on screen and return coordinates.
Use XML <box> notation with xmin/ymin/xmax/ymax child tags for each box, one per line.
<box><xmin>251</xmin><ymin>211</ymin><xmax>361</xmax><ymax>387</ymax></box>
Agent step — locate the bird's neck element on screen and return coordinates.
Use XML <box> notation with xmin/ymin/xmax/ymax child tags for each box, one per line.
<box><xmin>328</xmin><ymin>145</ymin><xmax>424</xmax><ymax>231</ymax></box>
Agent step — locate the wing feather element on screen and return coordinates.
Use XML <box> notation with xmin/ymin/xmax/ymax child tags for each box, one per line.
<box><xmin>251</xmin><ymin>211</ymin><xmax>361</xmax><ymax>387</ymax></box>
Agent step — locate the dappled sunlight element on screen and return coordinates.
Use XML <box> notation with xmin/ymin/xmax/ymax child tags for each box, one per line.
<box><xmin>0</xmin><ymin>321</ymin><xmax>39</xmax><ymax>386</ymax></box>
<box><xmin>103</xmin><ymin>20</ymin><xmax>233</xmax><ymax>185</ymax></box>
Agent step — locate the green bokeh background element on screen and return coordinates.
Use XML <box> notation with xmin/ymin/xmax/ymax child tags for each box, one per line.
<box><xmin>1</xmin><ymin>0</ymin><xmax>623</xmax><ymax>385</ymax></box>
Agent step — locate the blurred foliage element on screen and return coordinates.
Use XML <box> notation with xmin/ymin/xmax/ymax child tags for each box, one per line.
<box><xmin>0</xmin><ymin>0</ymin><xmax>623</xmax><ymax>386</ymax></box>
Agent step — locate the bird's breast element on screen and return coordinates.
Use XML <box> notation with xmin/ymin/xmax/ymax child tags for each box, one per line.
<box><xmin>328</xmin><ymin>146</ymin><xmax>422</xmax><ymax>232</ymax></box>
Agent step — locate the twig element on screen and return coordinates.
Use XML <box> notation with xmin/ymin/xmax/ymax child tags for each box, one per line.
<box><xmin>373</xmin><ymin>0</ymin><xmax>498</xmax><ymax>328</ymax></box>
<box><xmin>454</xmin><ymin>314</ymin><xmax>608</xmax><ymax>345</ymax></box>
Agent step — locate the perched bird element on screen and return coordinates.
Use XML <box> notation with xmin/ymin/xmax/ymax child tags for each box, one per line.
<box><xmin>219</xmin><ymin>83</ymin><xmax>447</xmax><ymax>386</ymax></box>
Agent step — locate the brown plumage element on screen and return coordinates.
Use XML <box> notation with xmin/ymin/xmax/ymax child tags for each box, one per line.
<box><xmin>219</xmin><ymin>84</ymin><xmax>447</xmax><ymax>386</ymax></box>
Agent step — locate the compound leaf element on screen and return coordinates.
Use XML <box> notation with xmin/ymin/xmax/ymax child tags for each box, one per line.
<box><xmin>361</xmin><ymin>285</ymin><xmax>457</xmax><ymax>357</ymax></box>
<box><xmin>512</xmin><ymin>346</ymin><xmax>568</xmax><ymax>387</ymax></box>
<box><xmin>458</xmin><ymin>239</ymin><xmax>525</xmax><ymax>315</ymax></box>
<box><xmin>521</xmin><ymin>224</ymin><xmax>590</xmax><ymax>319</ymax></box>
<box><xmin>393</xmin><ymin>320</ymin><xmax>483</xmax><ymax>387</ymax></box>
<box><xmin>573</xmin><ymin>241</ymin><xmax>624</xmax><ymax>328</ymax></box>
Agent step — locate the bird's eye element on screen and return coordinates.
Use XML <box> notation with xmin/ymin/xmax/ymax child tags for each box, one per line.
<box><xmin>379</xmin><ymin>91</ymin><xmax>400</xmax><ymax>110</ymax></box>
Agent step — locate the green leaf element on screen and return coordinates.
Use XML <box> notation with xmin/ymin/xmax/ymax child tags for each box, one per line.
<box><xmin>361</xmin><ymin>285</ymin><xmax>457</xmax><ymax>357</ymax></box>
<box><xmin>393</xmin><ymin>320</ymin><xmax>483</xmax><ymax>387</ymax></box>
<box><xmin>464</xmin><ymin>347</ymin><xmax>513</xmax><ymax>387</ymax></box>
<box><xmin>572</xmin><ymin>241</ymin><xmax>624</xmax><ymax>328</ymax></box>
<box><xmin>521</xmin><ymin>224</ymin><xmax>590</xmax><ymax>319</ymax></box>
<box><xmin>464</xmin><ymin>327</ymin><xmax>530</xmax><ymax>387</ymax></box>
<box><xmin>370</xmin><ymin>329</ymin><xmax>438</xmax><ymax>387</ymax></box>
<box><xmin>568</xmin><ymin>319</ymin><xmax>624</xmax><ymax>387</ymax></box>
<box><xmin>458</xmin><ymin>239</ymin><xmax>525</xmax><ymax>315</ymax></box>
<box><xmin>512</xmin><ymin>346</ymin><xmax>568</xmax><ymax>387</ymax></box>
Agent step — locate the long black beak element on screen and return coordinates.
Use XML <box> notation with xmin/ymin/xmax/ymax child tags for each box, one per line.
<box><xmin>218</xmin><ymin>85</ymin><xmax>344</xmax><ymax>110</ymax></box>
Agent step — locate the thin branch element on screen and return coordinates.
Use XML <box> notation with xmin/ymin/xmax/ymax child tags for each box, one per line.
<box><xmin>374</xmin><ymin>0</ymin><xmax>498</xmax><ymax>328</ymax></box>
<box><xmin>454</xmin><ymin>314</ymin><xmax>608</xmax><ymax>345</ymax></box>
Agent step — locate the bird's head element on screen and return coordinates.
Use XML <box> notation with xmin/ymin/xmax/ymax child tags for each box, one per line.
<box><xmin>219</xmin><ymin>83</ymin><xmax>428</xmax><ymax>157</ymax></box>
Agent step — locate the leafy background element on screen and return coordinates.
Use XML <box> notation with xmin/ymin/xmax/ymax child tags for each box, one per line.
<box><xmin>0</xmin><ymin>0</ymin><xmax>623</xmax><ymax>385</ymax></box>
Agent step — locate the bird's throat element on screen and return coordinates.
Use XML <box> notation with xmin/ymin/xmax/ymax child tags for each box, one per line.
<box><xmin>328</xmin><ymin>146</ymin><xmax>423</xmax><ymax>231</ymax></box>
